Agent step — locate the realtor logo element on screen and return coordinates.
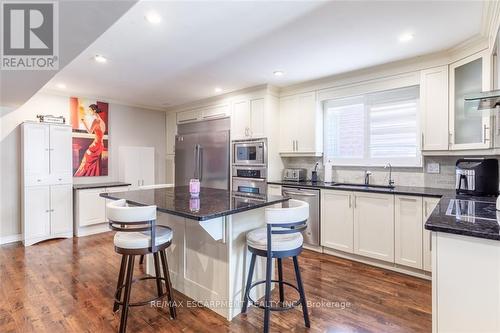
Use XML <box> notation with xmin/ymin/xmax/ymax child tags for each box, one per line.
<box><xmin>1</xmin><ymin>1</ymin><xmax>58</xmax><ymax>70</ymax></box>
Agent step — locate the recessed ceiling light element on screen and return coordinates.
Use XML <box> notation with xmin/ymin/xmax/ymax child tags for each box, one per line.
<box><xmin>398</xmin><ymin>32</ymin><xmax>414</xmax><ymax>43</ymax></box>
<box><xmin>94</xmin><ymin>54</ymin><xmax>107</xmax><ymax>63</ymax></box>
<box><xmin>273</xmin><ymin>70</ymin><xmax>285</xmax><ymax>77</ymax></box>
<box><xmin>214</xmin><ymin>87</ymin><xmax>223</xmax><ymax>93</ymax></box>
<box><xmin>56</xmin><ymin>83</ymin><xmax>66</xmax><ymax>89</ymax></box>
<box><xmin>145</xmin><ymin>11</ymin><xmax>161</xmax><ymax>24</ymax></box>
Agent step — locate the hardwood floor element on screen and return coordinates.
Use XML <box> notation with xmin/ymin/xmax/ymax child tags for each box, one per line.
<box><xmin>0</xmin><ymin>232</ymin><xmax>431</xmax><ymax>332</ymax></box>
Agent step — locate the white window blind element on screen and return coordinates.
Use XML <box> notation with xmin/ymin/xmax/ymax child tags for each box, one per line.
<box><xmin>323</xmin><ymin>86</ymin><xmax>421</xmax><ymax>166</ymax></box>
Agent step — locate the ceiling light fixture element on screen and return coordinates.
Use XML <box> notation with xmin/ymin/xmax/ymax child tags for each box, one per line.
<box><xmin>94</xmin><ymin>54</ymin><xmax>107</xmax><ymax>63</ymax></box>
<box><xmin>56</xmin><ymin>83</ymin><xmax>66</xmax><ymax>89</ymax></box>
<box><xmin>214</xmin><ymin>87</ymin><xmax>223</xmax><ymax>93</ymax></box>
<box><xmin>145</xmin><ymin>11</ymin><xmax>162</xmax><ymax>24</ymax></box>
<box><xmin>273</xmin><ymin>70</ymin><xmax>285</xmax><ymax>77</ymax></box>
<box><xmin>398</xmin><ymin>32</ymin><xmax>414</xmax><ymax>43</ymax></box>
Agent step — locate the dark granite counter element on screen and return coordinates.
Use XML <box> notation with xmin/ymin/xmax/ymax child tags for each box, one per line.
<box><xmin>100</xmin><ymin>186</ymin><xmax>289</xmax><ymax>221</ymax></box>
<box><xmin>268</xmin><ymin>180</ymin><xmax>453</xmax><ymax>197</ymax></box>
<box><xmin>269</xmin><ymin>180</ymin><xmax>500</xmax><ymax>241</ymax></box>
<box><xmin>73</xmin><ymin>182</ymin><xmax>131</xmax><ymax>190</ymax></box>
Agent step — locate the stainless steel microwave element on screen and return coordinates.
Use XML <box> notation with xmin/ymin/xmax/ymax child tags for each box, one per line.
<box><xmin>232</xmin><ymin>138</ymin><xmax>267</xmax><ymax>166</ymax></box>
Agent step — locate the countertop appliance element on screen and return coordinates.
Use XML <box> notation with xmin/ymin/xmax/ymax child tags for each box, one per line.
<box><xmin>283</xmin><ymin>168</ymin><xmax>307</xmax><ymax>182</ymax></box>
<box><xmin>233</xmin><ymin>138</ymin><xmax>267</xmax><ymax>166</ymax></box>
<box><xmin>455</xmin><ymin>158</ymin><xmax>498</xmax><ymax>196</ymax></box>
<box><xmin>282</xmin><ymin>186</ymin><xmax>320</xmax><ymax>246</ymax></box>
<box><xmin>175</xmin><ymin>118</ymin><xmax>230</xmax><ymax>190</ymax></box>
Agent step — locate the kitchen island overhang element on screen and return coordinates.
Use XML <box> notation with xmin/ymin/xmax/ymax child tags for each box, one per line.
<box><xmin>101</xmin><ymin>186</ymin><xmax>290</xmax><ymax>320</ymax></box>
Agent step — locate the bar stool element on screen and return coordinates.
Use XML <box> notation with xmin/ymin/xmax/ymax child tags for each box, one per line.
<box><xmin>241</xmin><ymin>199</ymin><xmax>310</xmax><ymax>333</ymax></box>
<box><xmin>107</xmin><ymin>199</ymin><xmax>176</xmax><ymax>333</ymax></box>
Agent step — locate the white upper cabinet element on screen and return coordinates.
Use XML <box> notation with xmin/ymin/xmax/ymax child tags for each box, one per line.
<box><xmin>394</xmin><ymin>195</ymin><xmax>423</xmax><ymax>269</ymax></box>
<box><xmin>166</xmin><ymin>112</ymin><xmax>177</xmax><ymax>155</ymax></box>
<box><xmin>231</xmin><ymin>98</ymin><xmax>265</xmax><ymax>139</ymax></box>
<box><xmin>421</xmin><ymin>66</ymin><xmax>449</xmax><ymax>151</ymax></box>
<box><xmin>449</xmin><ymin>50</ymin><xmax>492</xmax><ymax>150</ymax></box>
<box><xmin>23</xmin><ymin>123</ymin><xmax>50</xmax><ymax>185</ymax></box>
<box><xmin>279</xmin><ymin>92</ymin><xmax>322</xmax><ymax>156</ymax></box>
<box><xmin>49</xmin><ymin>125</ymin><xmax>72</xmax><ymax>183</ymax></box>
<box><xmin>201</xmin><ymin>104</ymin><xmax>230</xmax><ymax>121</ymax></box>
<box><xmin>177</xmin><ymin>109</ymin><xmax>201</xmax><ymax>124</ymax></box>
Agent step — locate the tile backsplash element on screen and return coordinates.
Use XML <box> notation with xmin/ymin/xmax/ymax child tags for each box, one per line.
<box><xmin>281</xmin><ymin>156</ymin><xmax>500</xmax><ymax>189</ymax></box>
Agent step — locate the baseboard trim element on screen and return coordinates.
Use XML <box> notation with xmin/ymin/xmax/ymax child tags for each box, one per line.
<box><xmin>0</xmin><ymin>234</ymin><xmax>22</xmax><ymax>245</ymax></box>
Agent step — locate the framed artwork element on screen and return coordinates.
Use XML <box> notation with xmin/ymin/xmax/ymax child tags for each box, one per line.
<box><xmin>70</xmin><ymin>97</ymin><xmax>109</xmax><ymax>177</ymax></box>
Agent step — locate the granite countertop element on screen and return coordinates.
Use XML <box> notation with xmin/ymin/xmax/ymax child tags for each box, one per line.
<box><xmin>268</xmin><ymin>180</ymin><xmax>454</xmax><ymax>197</ymax></box>
<box><xmin>269</xmin><ymin>180</ymin><xmax>500</xmax><ymax>241</ymax></box>
<box><xmin>100</xmin><ymin>186</ymin><xmax>289</xmax><ymax>221</ymax></box>
<box><xmin>73</xmin><ymin>182</ymin><xmax>131</xmax><ymax>190</ymax></box>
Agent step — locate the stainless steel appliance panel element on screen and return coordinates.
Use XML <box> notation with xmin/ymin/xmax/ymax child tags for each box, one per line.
<box><xmin>232</xmin><ymin>177</ymin><xmax>267</xmax><ymax>196</ymax></box>
<box><xmin>175</xmin><ymin>118</ymin><xmax>230</xmax><ymax>190</ymax></box>
<box><xmin>282</xmin><ymin>186</ymin><xmax>320</xmax><ymax>246</ymax></box>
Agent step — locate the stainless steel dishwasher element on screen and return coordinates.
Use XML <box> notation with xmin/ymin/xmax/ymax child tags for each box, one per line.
<box><xmin>282</xmin><ymin>186</ymin><xmax>320</xmax><ymax>246</ymax></box>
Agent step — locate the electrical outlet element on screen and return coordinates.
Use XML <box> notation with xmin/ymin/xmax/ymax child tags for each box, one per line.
<box><xmin>426</xmin><ymin>162</ymin><xmax>440</xmax><ymax>174</ymax></box>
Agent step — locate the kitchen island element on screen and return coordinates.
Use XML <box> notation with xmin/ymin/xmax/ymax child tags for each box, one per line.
<box><xmin>101</xmin><ymin>186</ymin><xmax>289</xmax><ymax>320</ymax></box>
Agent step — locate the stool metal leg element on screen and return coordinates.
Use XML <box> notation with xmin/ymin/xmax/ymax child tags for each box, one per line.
<box><xmin>277</xmin><ymin>258</ymin><xmax>285</xmax><ymax>304</ymax></box>
<box><xmin>114</xmin><ymin>255</ymin><xmax>128</xmax><ymax>312</ymax></box>
<box><xmin>263</xmin><ymin>255</ymin><xmax>272</xmax><ymax>333</ymax></box>
<box><xmin>160</xmin><ymin>249</ymin><xmax>177</xmax><ymax>319</ymax></box>
<box><xmin>241</xmin><ymin>253</ymin><xmax>256</xmax><ymax>313</ymax></box>
<box><xmin>119</xmin><ymin>255</ymin><xmax>135</xmax><ymax>333</ymax></box>
<box><xmin>153</xmin><ymin>252</ymin><xmax>163</xmax><ymax>298</ymax></box>
<box><xmin>293</xmin><ymin>256</ymin><xmax>310</xmax><ymax>328</ymax></box>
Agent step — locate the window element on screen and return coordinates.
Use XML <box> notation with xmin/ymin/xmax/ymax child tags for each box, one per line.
<box><xmin>323</xmin><ymin>86</ymin><xmax>421</xmax><ymax>166</ymax></box>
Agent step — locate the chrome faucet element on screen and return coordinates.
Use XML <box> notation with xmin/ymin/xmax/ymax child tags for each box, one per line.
<box><xmin>385</xmin><ymin>163</ymin><xmax>395</xmax><ymax>187</ymax></box>
<box><xmin>364</xmin><ymin>170</ymin><xmax>372</xmax><ymax>185</ymax></box>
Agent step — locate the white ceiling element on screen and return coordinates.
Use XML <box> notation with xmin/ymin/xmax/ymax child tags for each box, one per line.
<box><xmin>45</xmin><ymin>0</ymin><xmax>485</xmax><ymax>109</ymax></box>
<box><xmin>0</xmin><ymin>1</ymin><xmax>137</xmax><ymax>108</ymax></box>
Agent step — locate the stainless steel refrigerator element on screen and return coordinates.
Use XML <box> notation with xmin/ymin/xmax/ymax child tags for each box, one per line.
<box><xmin>175</xmin><ymin>118</ymin><xmax>230</xmax><ymax>190</ymax></box>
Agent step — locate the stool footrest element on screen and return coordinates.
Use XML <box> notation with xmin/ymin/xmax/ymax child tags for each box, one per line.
<box><xmin>114</xmin><ymin>276</ymin><xmax>171</xmax><ymax>308</ymax></box>
<box><xmin>247</xmin><ymin>279</ymin><xmax>303</xmax><ymax>312</ymax></box>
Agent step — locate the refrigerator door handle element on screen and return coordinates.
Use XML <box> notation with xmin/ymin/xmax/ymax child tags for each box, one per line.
<box><xmin>194</xmin><ymin>145</ymin><xmax>199</xmax><ymax>178</ymax></box>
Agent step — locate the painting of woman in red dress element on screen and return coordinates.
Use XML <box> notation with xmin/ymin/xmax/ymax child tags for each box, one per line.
<box><xmin>70</xmin><ymin>98</ymin><xmax>109</xmax><ymax>177</ymax></box>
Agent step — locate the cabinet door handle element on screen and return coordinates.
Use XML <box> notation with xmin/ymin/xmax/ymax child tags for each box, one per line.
<box><xmin>353</xmin><ymin>195</ymin><xmax>357</xmax><ymax>208</ymax></box>
<box><xmin>421</xmin><ymin>133</ymin><xmax>424</xmax><ymax>148</ymax></box>
<box><xmin>449</xmin><ymin>132</ymin><xmax>453</xmax><ymax>145</ymax></box>
<box><xmin>296</xmin><ymin>140</ymin><xmax>299</xmax><ymax>151</ymax></box>
<box><xmin>348</xmin><ymin>195</ymin><xmax>352</xmax><ymax>208</ymax></box>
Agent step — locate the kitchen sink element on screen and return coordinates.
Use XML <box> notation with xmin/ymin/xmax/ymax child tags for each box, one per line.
<box><xmin>326</xmin><ymin>182</ymin><xmax>396</xmax><ymax>190</ymax></box>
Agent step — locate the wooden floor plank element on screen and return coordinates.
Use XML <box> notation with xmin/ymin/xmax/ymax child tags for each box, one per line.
<box><xmin>0</xmin><ymin>232</ymin><xmax>431</xmax><ymax>332</ymax></box>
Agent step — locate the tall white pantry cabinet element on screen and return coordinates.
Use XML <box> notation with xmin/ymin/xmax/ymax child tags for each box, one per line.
<box><xmin>22</xmin><ymin>122</ymin><xmax>73</xmax><ymax>246</ymax></box>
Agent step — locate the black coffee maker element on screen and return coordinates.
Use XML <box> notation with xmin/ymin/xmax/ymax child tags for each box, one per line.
<box><xmin>455</xmin><ymin>158</ymin><xmax>499</xmax><ymax>196</ymax></box>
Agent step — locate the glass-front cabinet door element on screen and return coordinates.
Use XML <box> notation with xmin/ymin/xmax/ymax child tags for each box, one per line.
<box><xmin>449</xmin><ymin>50</ymin><xmax>492</xmax><ymax>150</ymax></box>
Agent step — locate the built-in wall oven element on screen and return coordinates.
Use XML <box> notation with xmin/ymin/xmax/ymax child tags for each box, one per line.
<box><xmin>232</xmin><ymin>138</ymin><xmax>268</xmax><ymax>198</ymax></box>
<box><xmin>233</xmin><ymin>138</ymin><xmax>267</xmax><ymax>166</ymax></box>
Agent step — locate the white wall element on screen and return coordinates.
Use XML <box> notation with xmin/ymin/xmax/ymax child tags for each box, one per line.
<box><xmin>0</xmin><ymin>92</ymin><xmax>166</xmax><ymax>239</ymax></box>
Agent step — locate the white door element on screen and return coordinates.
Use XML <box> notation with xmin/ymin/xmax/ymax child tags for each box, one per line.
<box><xmin>119</xmin><ymin>146</ymin><xmax>142</xmax><ymax>188</ymax></box>
<box><xmin>394</xmin><ymin>195</ymin><xmax>423</xmax><ymax>269</ymax></box>
<box><xmin>50</xmin><ymin>184</ymin><xmax>73</xmax><ymax>235</ymax></box>
<box><xmin>449</xmin><ymin>50</ymin><xmax>492</xmax><ymax>150</ymax></box>
<box><xmin>279</xmin><ymin>95</ymin><xmax>297</xmax><ymax>153</ymax></box>
<box><xmin>49</xmin><ymin>125</ymin><xmax>72</xmax><ymax>183</ymax></box>
<box><xmin>250</xmin><ymin>98</ymin><xmax>265</xmax><ymax>138</ymax></box>
<box><xmin>23</xmin><ymin>123</ymin><xmax>50</xmax><ymax>186</ymax></box>
<box><xmin>232</xmin><ymin>100</ymin><xmax>250</xmax><ymax>139</ymax></box>
<box><xmin>421</xmin><ymin>66</ymin><xmax>449</xmax><ymax>151</ymax></box>
<box><xmin>295</xmin><ymin>92</ymin><xmax>317</xmax><ymax>153</ymax></box>
<box><xmin>77</xmin><ymin>188</ymin><xmax>106</xmax><ymax>227</ymax></box>
<box><xmin>24</xmin><ymin>186</ymin><xmax>51</xmax><ymax>240</ymax></box>
<box><xmin>353</xmin><ymin>193</ymin><xmax>395</xmax><ymax>262</ymax></box>
<box><xmin>321</xmin><ymin>190</ymin><xmax>354</xmax><ymax>253</ymax></box>
<box><xmin>140</xmin><ymin>147</ymin><xmax>155</xmax><ymax>186</ymax></box>
<box><xmin>423</xmin><ymin>197</ymin><xmax>440</xmax><ymax>272</ymax></box>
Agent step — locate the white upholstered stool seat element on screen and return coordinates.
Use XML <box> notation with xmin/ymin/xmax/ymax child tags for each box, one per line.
<box><xmin>247</xmin><ymin>227</ymin><xmax>303</xmax><ymax>252</ymax></box>
<box><xmin>114</xmin><ymin>227</ymin><xmax>173</xmax><ymax>249</ymax></box>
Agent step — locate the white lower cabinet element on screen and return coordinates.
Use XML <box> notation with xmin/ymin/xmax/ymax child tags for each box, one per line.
<box><xmin>353</xmin><ymin>192</ymin><xmax>395</xmax><ymax>262</ymax></box>
<box><xmin>423</xmin><ymin>197</ymin><xmax>440</xmax><ymax>272</ymax></box>
<box><xmin>394</xmin><ymin>195</ymin><xmax>423</xmax><ymax>269</ymax></box>
<box><xmin>321</xmin><ymin>190</ymin><xmax>354</xmax><ymax>253</ymax></box>
<box><xmin>23</xmin><ymin>184</ymin><xmax>73</xmax><ymax>245</ymax></box>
